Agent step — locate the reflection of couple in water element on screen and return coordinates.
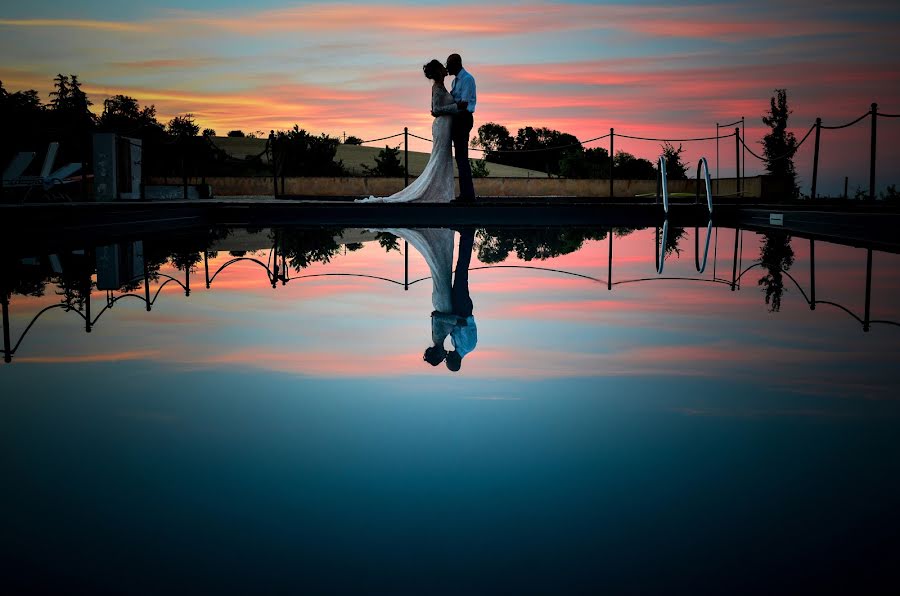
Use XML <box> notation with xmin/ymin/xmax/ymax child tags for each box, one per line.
<box><xmin>383</xmin><ymin>227</ymin><xmax>477</xmax><ymax>372</ymax></box>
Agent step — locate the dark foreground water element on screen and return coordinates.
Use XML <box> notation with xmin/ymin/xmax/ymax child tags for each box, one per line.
<box><xmin>2</xmin><ymin>225</ymin><xmax>900</xmax><ymax>594</ymax></box>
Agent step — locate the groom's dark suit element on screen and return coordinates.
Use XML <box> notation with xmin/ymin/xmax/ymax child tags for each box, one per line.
<box><xmin>450</xmin><ymin>67</ymin><xmax>477</xmax><ymax>201</ymax></box>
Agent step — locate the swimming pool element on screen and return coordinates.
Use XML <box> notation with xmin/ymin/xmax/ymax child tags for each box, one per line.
<box><xmin>2</xmin><ymin>224</ymin><xmax>899</xmax><ymax>593</ymax></box>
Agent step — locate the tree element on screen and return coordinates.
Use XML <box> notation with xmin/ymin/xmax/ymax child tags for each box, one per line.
<box><xmin>660</xmin><ymin>142</ymin><xmax>688</xmax><ymax>180</ymax></box>
<box><xmin>512</xmin><ymin>126</ymin><xmax>582</xmax><ymax>175</ymax></box>
<box><xmin>49</xmin><ymin>74</ymin><xmax>70</xmax><ymax>110</ymax></box>
<box><xmin>272</xmin><ymin>125</ymin><xmax>347</xmax><ymax>176</ymax></box>
<box><xmin>614</xmin><ymin>151</ymin><xmax>656</xmax><ymax>179</ymax></box>
<box><xmin>472</xmin><ymin>122</ymin><xmax>514</xmax><ymax>163</ymax></box>
<box><xmin>362</xmin><ymin>145</ymin><xmax>404</xmax><ymax>177</ymax></box>
<box><xmin>560</xmin><ymin>147</ymin><xmax>609</xmax><ymax>179</ymax></box>
<box><xmin>227</xmin><ymin>130</ymin><xmax>245</xmax><ymax>137</ymax></box>
<box><xmin>344</xmin><ymin>135</ymin><xmax>363</xmax><ymax>145</ymax></box>
<box><xmin>68</xmin><ymin>76</ymin><xmax>92</xmax><ymax>113</ymax></box>
<box><xmin>761</xmin><ymin>89</ymin><xmax>799</xmax><ymax>198</ymax></box>
<box><xmin>42</xmin><ymin>74</ymin><xmax>96</xmax><ymax>166</ymax></box>
<box><xmin>99</xmin><ymin>94</ymin><xmax>165</xmax><ymax>136</ymax></box>
<box><xmin>1</xmin><ymin>81</ymin><xmax>48</xmax><ymax>173</ymax></box>
<box><xmin>202</xmin><ymin>128</ymin><xmax>216</xmax><ymax>137</ymax></box>
<box><xmin>167</xmin><ymin>114</ymin><xmax>199</xmax><ymax>138</ymax></box>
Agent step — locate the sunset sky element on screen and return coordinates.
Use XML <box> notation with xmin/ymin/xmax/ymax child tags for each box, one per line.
<box><xmin>2</xmin><ymin>0</ymin><xmax>899</xmax><ymax>194</ymax></box>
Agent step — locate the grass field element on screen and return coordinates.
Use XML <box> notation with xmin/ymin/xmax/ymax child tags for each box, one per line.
<box><xmin>210</xmin><ymin>136</ymin><xmax>547</xmax><ymax>178</ymax></box>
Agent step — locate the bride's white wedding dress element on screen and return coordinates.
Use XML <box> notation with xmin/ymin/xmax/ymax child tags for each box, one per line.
<box><xmin>356</xmin><ymin>84</ymin><xmax>456</xmax><ymax>203</ymax></box>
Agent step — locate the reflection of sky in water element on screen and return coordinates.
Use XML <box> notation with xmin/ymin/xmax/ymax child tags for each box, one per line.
<box><xmin>2</xmin><ymin>227</ymin><xmax>900</xmax><ymax>592</ymax></box>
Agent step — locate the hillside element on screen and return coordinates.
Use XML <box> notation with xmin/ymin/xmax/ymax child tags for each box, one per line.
<box><xmin>210</xmin><ymin>136</ymin><xmax>548</xmax><ymax>178</ymax></box>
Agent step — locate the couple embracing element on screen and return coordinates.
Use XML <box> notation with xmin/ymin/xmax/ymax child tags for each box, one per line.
<box><xmin>358</xmin><ymin>53</ymin><xmax>477</xmax><ymax>204</ymax></box>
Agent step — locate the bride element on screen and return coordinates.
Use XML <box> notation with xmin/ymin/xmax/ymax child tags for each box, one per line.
<box><xmin>356</xmin><ymin>59</ymin><xmax>458</xmax><ymax>203</ymax></box>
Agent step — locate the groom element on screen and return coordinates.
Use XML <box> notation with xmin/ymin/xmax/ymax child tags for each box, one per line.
<box><xmin>447</xmin><ymin>53</ymin><xmax>477</xmax><ymax>204</ymax></box>
<box><xmin>423</xmin><ymin>228</ymin><xmax>477</xmax><ymax>371</ymax></box>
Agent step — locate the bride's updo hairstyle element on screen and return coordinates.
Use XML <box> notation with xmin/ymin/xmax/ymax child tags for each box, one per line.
<box><xmin>423</xmin><ymin>59</ymin><xmax>446</xmax><ymax>81</ymax></box>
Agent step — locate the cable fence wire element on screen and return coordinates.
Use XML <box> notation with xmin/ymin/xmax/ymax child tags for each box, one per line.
<box><xmin>616</xmin><ymin>132</ymin><xmax>736</xmax><ymax>142</ymax></box>
<box><xmin>739</xmin><ymin>123</ymin><xmax>816</xmax><ymax>162</ymax></box>
<box><xmin>468</xmin><ymin>133</ymin><xmax>613</xmax><ymax>155</ymax></box>
<box><xmin>821</xmin><ymin>111</ymin><xmax>872</xmax><ymax>130</ymax></box>
<box><xmin>204</xmin><ymin>135</ymin><xmax>270</xmax><ymax>161</ymax></box>
<box><xmin>359</xmin><ymin>132</ymin><xmax>404</xmax><ymax>144</ymax></box>
<box><xmin>354</xmin><ymin>107</ymin><xmax>894</xmax><ymax>160</ymax></box>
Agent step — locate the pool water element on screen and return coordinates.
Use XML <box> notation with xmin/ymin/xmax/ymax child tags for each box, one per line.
<box><xmin>2</xmin><ymin>225</ymin><xmax>899</xmax><ymax>594</ymax></box>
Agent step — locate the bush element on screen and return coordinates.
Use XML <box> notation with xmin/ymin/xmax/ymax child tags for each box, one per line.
<box><xmin>470</xmin><ymin>158</ymin><xmax>489</xmax><ymax>178</ymax></box>
<box><xmin>362</xmin><ymin>145</ymin><xmax>404</xmax><ymax>177</ymax></box>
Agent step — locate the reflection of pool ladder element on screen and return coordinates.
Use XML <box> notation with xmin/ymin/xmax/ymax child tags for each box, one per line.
<box><xmin>656</xmin><ymin>156</ymin><xmax>714</xmax><ymax>215</ymax></box>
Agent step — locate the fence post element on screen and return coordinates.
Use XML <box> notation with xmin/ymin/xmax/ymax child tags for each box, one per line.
<box><xmin>270</xmin><ymin>131</ymin><xmax>277</xmax><ymax>197</ymax></box>
<box><xmin>404</xmin><ymin>240</ymin><xmax>409</xmax><ymax>291</ymax></box>
<box><xmin>2</xmin><ymin>296</ymin><xmax>11</xmax><ymax>363</ymax></box>
<box><xmin>607</xmin><ymin>232</ymin><xmax>612</xmax><ymax>291</ymax></box>
<box><xmin>844</xmin><ymin>176</ymin><xmax>848</xmax><ymax>199</ymax></box>
<box><xmin>741</xmin><ymin>117</ymin><xmax>745</xmax><ymax>195</ymax></box>
<box><xmin>731</xmin><ymin>227</ymin><xmax>739</xmax><ymax>291</ymax></box>
<box><xmin>809</xmin><ymin>239</ymin><xmax>816</xmax><ymax>310</ymax></box>
<box><xmin>715</xmin><ymin>122</ymin><xmax>719</xmax><ymax>196</ymax></box>
<box><xmin>864</xmin><ymin>248</ymin><xmax>872</xmax><ymax>331</ymax></box>
<box><xmin>734</xmin><ymin>127</ymin><xmax>740</xmax><ymax>197</ymax></box>
<box><xmin>811</xmin><ymin>118</ymin><xmax>822</xmax><ymax>199</ymax></box>
<box><xmin>144</xmin><ymin>258</ymin><xmax>152</xmax><ymax>310</ymax></box>
<box><xmin>869</xmin><ymin>103</ymin><xmax>877</xmax><ymax>200</ymax></box>
<box><xmin>404</xmin><ymin>127</ymin><xmax>409</xmax><ymax>187</ymax></box>
<box><xmin>182</xmin><ymin>139</ymin><xmax>188</xmax><ymax>200</ymax></box>
<box><xmin>203</xmin><ymin>251</ymin><xmax>210</xmax><ymax>289</ymax></box>
<box><xmin>609</xmin><ymin>128</ymin><xmax>614</xmax><ymax>198</ymax></box>
<box><xmin>271</xmin><ymin>231</ymin><xmax>279</xmax><ymax>289</ymax></box>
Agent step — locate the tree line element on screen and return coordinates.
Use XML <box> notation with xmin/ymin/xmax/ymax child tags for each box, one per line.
<box><xmin>0</xmin><ymin>75</ymin><xmax>349</xmax><ymax>178</ymax></box>
<box><xmin>3</xmin><ymin>75</ymin><xmax>804</xmax><ymax>191</ymax></box>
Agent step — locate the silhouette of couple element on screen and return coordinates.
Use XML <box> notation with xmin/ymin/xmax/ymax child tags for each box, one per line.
<box><xmin>382</xmin><ymin>227</ymin><xmax>477</xmax><ymax>371</ymax></box>
<box><xmin>357</xmin><ymin>53</ymin><xmax>476</xmax><ymax>204</ymax></box>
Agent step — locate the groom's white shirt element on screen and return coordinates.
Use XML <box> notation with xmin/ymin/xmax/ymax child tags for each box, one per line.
<box><xmin>450</xmin><ymin>68</ymin><xmax>476</xmax><ymax>113</ymax></box>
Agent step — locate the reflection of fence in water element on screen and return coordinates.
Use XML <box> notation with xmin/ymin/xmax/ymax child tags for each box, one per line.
<box><xmin>4</xmin><ymin>231</ymin><xmax>898</xmax><ymax>364</ymax></box>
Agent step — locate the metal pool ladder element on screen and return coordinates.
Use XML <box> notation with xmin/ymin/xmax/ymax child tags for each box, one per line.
<box><xmin>656</xmin><ymin>156</ymin><xmax>714</xmax><ymax>215</ymax></box>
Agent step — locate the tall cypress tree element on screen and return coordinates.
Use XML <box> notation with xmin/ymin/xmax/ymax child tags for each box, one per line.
<box><xmin>761</xmin><ymin>89</ymin><xmax>799</xmax><ymax>198</ymax></box>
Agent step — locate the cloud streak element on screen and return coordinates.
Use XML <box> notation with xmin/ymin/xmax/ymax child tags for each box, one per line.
<box><xmin>0</xmin><ymin>18</ymin><xmax>150</xmax><ymax>32</ymax></box>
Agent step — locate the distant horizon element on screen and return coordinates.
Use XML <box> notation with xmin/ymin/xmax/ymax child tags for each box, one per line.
<box><xmin>2</xmin><ymin>0</ymin><xmax>899</xmax><ymax>195</ymax></box>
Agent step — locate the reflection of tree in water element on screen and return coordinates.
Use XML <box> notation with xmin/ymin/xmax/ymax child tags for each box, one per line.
<box><xmin>279</xmin><ymin>228</ymin><xmax>362</xmax><ymax>271</ymax></box>
<box><xmin>375</xmin><ymin>232</ymin><xmax>401</xmax><ymax>253</ymax></box>
<box><xmin>475</xmin><ymin>228</ymin><xmax>610</xmax><ymax>263</ymax></box>
<box><xmin>657</xmin><ymin>226</ymin><xmax>688</xmax><ymax>257</ymax></box>
<box><xmin>170</xmin><ymin>251</ymin><xmax>203</xmax><ymax>273</ymax></box>
<box><xmin>757</xmin><ymin>232</ymin><xmax>795</xmax><ymax>312</ymax></box>
<box><xmin>1</xmin><ymin>258</ymin><xmax>49</xmax><ymax>301</ymax></box>
<box><xmin>53</xmin><ymin>252</ymin><xmax>94</xmax><ymax>310</ymax></box>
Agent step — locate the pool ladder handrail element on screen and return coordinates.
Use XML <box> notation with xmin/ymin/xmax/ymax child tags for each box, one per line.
<box><xmin>656</xmin><ymin>155</ymin><xmax>714</xmax><ymax>215</ymax></box>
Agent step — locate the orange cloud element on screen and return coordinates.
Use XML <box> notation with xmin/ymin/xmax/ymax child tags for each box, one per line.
<box><xmin>0</xmin><ymin>18</ymin><xmax>149</xmax><ymax>32</ymax></box>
